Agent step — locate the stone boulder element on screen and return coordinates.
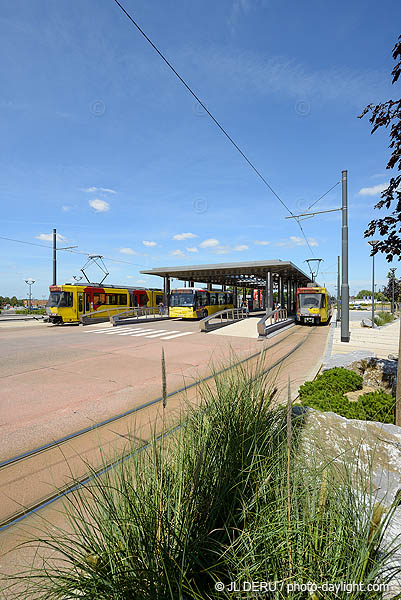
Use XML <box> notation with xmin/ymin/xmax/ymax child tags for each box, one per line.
<box><xmin>361</xmin><ymin>318</ymin><xmax>373</xmax><ymax>327</ymax></box>
<box><xmin>324</xmin><ymin>353</ymin><xmax>397</xmax><ymax>394</ymax></box>
<box><xmin>296</xmin><ymin>407</ymin><xmax>401</xmax><ymax>598</ymax></box>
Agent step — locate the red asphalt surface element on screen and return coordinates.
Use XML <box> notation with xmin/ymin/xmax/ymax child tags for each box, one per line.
<box><xmin>0</xmin><ymin>319</ymin><xmax>265</xmax><ymax>461</ymax></box>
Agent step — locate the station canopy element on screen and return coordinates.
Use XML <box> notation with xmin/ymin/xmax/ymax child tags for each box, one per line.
<box><xmin>141</xmin><ymin>259</ymin><xmax>312</xmax><ymax>289</ymax></box>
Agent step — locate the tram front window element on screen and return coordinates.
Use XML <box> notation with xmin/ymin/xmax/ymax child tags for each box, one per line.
<box><xmin>170</xmin><ymin>291</ymin><xmax>195</xmax><ymax>307</ymax></box>
<box><xmin>47</xmin><ymin>291</ymin><xmax>73</xmax><ymax>308</ymax></box>
<box><xmin>299</xmin><ymin>293</ymin><xmax>323</xmax><ymax>309</ymax></box>
<box><xmin>47</xmin><ymin>292</ymin><xmax>62</xmax><ymax>307</ymax></box>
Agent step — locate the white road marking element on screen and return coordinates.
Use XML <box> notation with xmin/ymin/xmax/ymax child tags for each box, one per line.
<box><xmin>160</xmin><ymin>332</ymin><xmax>195</xmax><ymax>340</ymax></box>
<box><xmin>84</xmin><ymin>327</ymin><xmax>114</xmax><ymax>333</ymax></box>
<box><xmin>117</xmin><ymin>328</ymin><xmax>149</xmax><ymax>335</ymax></box>
<box><xmin>144</xmin><ymin>330</ymin><xmax>179</xmax><ymax>338</ymax></box>
<box><xmin>127</xmin><ymin>329</ymin><xmax>157</xmax><ymax>336</ymax></box>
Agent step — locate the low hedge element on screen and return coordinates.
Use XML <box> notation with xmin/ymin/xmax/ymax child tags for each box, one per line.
<box><xmin>299</xmin><ymin>367</ymin><xmax>363</xmax><ymax>399</ymax></box>
<box><xmin>300</xmin><ymin>368</ymin><xmax>395</xmax><ymax>424</ymax></box>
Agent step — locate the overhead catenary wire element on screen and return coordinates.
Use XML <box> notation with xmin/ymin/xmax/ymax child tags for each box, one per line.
<box><xmin>0</xmin><ymin>236</ymin><xmax>149</xmax><ymax>268</ymax></box>
<box><xmin>307</xmin><ymin>181</ymin><xmax>341</xmax><ymax>211</ymax></box>
<box><xmin>111</xmin><ymin>0</ymin><xmax>315</xmax><ymax>257</ymax></box>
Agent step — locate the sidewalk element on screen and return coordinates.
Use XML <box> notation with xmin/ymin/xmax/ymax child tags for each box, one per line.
<box><xmin>325</xmin><ymin>313</ymin><xmax>400</xmax><ymax>362</ymax></box>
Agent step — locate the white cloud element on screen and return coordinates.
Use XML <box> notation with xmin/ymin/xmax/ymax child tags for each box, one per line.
<box><xmin>277</xmin><ymin>236</ymin><xmax>319</xmax><ymax>248</ymax></box>
<box><xmin>83</xmin><ymin>187</ymin><xmax>117</xmax><ymax>194</ymax></box>
<box><xmin>358</xmin><ymin>182</ymin><xmax>388</xmax><ymax>196</ymax></box>
<box><xmin>89</xmin><ymin>198</ymin><xmax>110</xmax><ymax>212</ymax></box>
<box><xmin>233</xmin><ymin>244</ymin><xmax>249</xmax><ymax>251</ymax></box>
<box><xmin>173</xmin><ymin>232</ymin><xmax>198</xmax><ymax>241</ymax></box>
<box><xmin>136</xmin><ymin>279</ymin><xmax>146</xmax><ymax>284</ymax></box>
<box><xmin>142</xmin><ymin>240</ymin><xmax>157</xmax><ymax>247</ymax></box>
<box><xmin>214</xmin><ymin>245</ymin><xmax>231</xmax><ymax>255</ymax></box>
<box><xmin>171</xmin><ymin>249</ymin><xmax>186</xmax><ymax>257</ymax></box>
<box><xmin>62</xmin><ymin>205</ymin><xmax>72</xmax><ymax>212</ymax></box>
<box><xmin>186</xmin><ymin>247</ymin><xmax>198</xmax><ymax>253</ymax></box>
<box><xmin>200</xmin><ymin>238</ymin><xmax>219</xmax><ymax>248</ymax></box>
<box><xmin>254</xmin><ymin>240</ymin><xmax>270</xmax><ymax>246</ymax></box>
<box><xmin>36</xmin><ymin>233</ymin><xmax>67</xmax><ymax>242</ymax></box>
<box><xmin>119</xmin><ymin>247</ymin><xmax>137</xmax><ymax>255</ymax></box>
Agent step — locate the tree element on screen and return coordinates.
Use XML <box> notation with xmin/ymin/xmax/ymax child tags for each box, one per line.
<box><xmin>356</xmin><ymin>289</ymin><xmax>372</xmax><ymax>299</ymax></box>
<box><xmin>383</xmin><ymin>270</ymin><xmax>401</xmax><ymax>303</ymax></box>
<box><xmin>358</xmin><ymin>35</ymin><xmax>401</xmax><ymax>261</ymax></box>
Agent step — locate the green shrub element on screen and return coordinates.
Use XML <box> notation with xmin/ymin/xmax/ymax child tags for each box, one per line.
<box><xmin>299</xmin><ymin>367</ymin><xmax>363</xmax><ymax>399</ymax></box>
<box><xmin>300</xmin><ymin>368</ymin><xmax>395</xmax><ymax>424</ymax></box>
<box><xmin>301</xmin><ymin>389</ymin><xmax>395</xmax><ymax>424</ymax></box>
<box><xmin>15</xmin><ymin>308</ymin><xmax>46</xmax><ymax>315</ymax></box>
<box><xmin>374</xmin><ymin>311</ymin><xmax>395</xmax><ymax>326</ymax></box>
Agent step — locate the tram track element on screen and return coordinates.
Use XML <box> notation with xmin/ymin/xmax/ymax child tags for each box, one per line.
<box><xmin>0</xmin><ymin>325</ymin><xmax>316</xmax><ymax>532</ymax></box>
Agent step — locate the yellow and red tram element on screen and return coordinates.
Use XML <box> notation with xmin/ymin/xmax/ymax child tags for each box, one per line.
<box><xmin>296</xmin><ymin>286</ymin><xmax>332</xmax><ymax>325</ymax></box>
<box><xmin>46</xmin><ymin>283</ymin><xmax>164</xmax><ymax>324</ymax></box>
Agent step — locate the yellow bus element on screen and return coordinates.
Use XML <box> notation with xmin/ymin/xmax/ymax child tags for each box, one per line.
<box><xmin>295</xmin><ymin>286</ymin><xmax>333</xmax><ymax>325</ymax></box>
<box><xmin>46</xmin><ymin>283</ymin><xmax>164</xmax><ymax>324</ymax></box>
<box><xmin>169</xmin><ymin>288</ymin><xmax>234</xmax><ymax>319</ymax></box>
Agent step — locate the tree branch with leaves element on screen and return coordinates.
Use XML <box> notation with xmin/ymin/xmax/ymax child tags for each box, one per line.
<box><xmin>359</xmin><ymin>35</ymin><xmax>401</xmax><ymax>261</ymax></box>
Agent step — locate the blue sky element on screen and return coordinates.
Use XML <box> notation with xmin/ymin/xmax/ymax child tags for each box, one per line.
<box><xmin>1</xmin><ymin>0</ymin><xmax>400</xmax><ymax>299</ymax></box>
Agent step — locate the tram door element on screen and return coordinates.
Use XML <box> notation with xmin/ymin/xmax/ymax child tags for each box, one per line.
<box><xmin>77</xmin><ymin>292</ymin><xmax>85</xmax><ymax>317</ymax></box>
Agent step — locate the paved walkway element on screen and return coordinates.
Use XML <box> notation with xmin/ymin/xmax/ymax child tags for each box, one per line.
<box><xmin>208</xmin><ymin>313</ymin><xmax>261</xmax><ymax>338</ymax></box>
<box><xmin>325</xmin><ymin>311</ymin><xmax>400</xmax><ymax>361</ymax></box>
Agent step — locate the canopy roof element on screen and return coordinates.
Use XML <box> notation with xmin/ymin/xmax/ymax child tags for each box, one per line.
<box><xmin>141</xmin><ymin>259</ymin><xmax>312</xmax><ymax>289</ymax></box>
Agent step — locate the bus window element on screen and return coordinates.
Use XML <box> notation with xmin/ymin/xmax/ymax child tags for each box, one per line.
<box><xmin>209</xmin><ymin>293</ymin><xmax>218</xmax><ymax>306</ymax></box>
<box><xmin>218</xmin><ymin>294</ymin><xmax>226</xmax><ymax>306</ymax></box>
<box><xmin>196</xmin><ymin>291</ymin><xmax>208</xmax><ymax>307</ymax></box>
<box><xmin>78</xmin><ymin>293</ymin><xmax>83</xmax><ymax>312</ymax></box>
<box><xmin>155</xmin><ymin>294</ymin><xmax>163</xmax><ymax>305</ymax></box>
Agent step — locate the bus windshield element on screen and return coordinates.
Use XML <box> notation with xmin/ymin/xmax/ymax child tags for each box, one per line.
<box><xmin>298</xmin><ymin>293</ymin><xmax>323</xmax><ymax>309</ymax></box>
<box><xmin>169</xmin><ymin>291</ymin><xmax>195</xmax><ymax>307</ymax></box>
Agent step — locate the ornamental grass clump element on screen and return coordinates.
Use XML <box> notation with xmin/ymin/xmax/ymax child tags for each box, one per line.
<box><xmin>4</xmin><ymin>355</ymin><xmax>287</xmax><ymax>599</ymax></box>
<box><xmin>4</xmin><ymin>357</ymin><xmax>401</xmax><ymax>599</ymax></box>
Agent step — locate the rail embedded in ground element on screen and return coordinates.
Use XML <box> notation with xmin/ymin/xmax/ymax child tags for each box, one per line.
<box><xmin>257</xmin><ymin>308</ymin><xmax>294</xmax><ymax>337</ymax></box>
<box><xmin>200</xmin><ymin>307</ymin><xmax>248</xmax><ymax>332</ymax></box>
<box><xmin>0</xmin><ymin>326</ymin><xmax>316</xmax><ymax>532</ymax></box>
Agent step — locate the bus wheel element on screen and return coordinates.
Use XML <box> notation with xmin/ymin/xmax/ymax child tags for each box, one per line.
<box><xmin>202</xmin><ymin>310</ymin><xmax>208</xmax><ymax>319</ymax></box>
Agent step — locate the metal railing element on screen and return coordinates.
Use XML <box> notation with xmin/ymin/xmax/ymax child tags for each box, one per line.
<box><xmin>109</xmin><ymin>306</ymin><xmax>167</xmax><ymax>326</ymax></box>
<box><xmin>257</xmin><ymin>308</ymin><xmax>290</xmax><ymax>337</ymax></box>
<box><xmin>80</xmin><ymin>306</ymin><xmax>166</xmax><ymax>326</ymax></box>
<box><xmin>200</xmin><ymin>307</ymin><xmax>248</xmax><ymax>332</ymax></box>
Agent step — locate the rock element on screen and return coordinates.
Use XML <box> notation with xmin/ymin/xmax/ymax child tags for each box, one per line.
<box><xmin>361</xmin><ymin>318</ymin><xmax>373</xmax><ymax>327</ymax></box>
<box><xmin>296</xmin><ymin>407</ymin><xmax>401</xmax><ymax>597</ymax></box>
<box><xmin>345</xmin><ymin>386</ymin><xmax>377</xmax><ymax>402</ymax></box>
<box><xmin>323</xmin><ymin>355</ymin><xmax>397</xmax><ymax>394</ymax></box>
<box><xmin>350</xmin><ymin>357</ymin><xmax>397</xmax><ymax>394</ymax></box>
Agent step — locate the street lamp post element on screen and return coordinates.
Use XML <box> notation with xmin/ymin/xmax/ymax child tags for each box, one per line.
<box><xmin>390</xmin><ymin>268</ymin><xmax>397</xmax><ymax>314</ymax></box>
<box><xmin>368</xmin><ymin>240</ymin><xmax>379</xmax><ymax>327</ymax></box>
<box><xmin>24</xmin><ymin>279</ymin><xmax>35</xmax><ymax>311</ymax></box>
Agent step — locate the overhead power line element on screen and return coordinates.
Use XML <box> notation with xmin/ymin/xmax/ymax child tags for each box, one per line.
<box><xmin>111</xmin><ymin>0</ymin><xmax>315</xmax><ymax>257</ymax></box>
<box><xmin>0</xmin><ymin>236</ymin><xmax>149</xmax><ymax>268</ymax></box>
